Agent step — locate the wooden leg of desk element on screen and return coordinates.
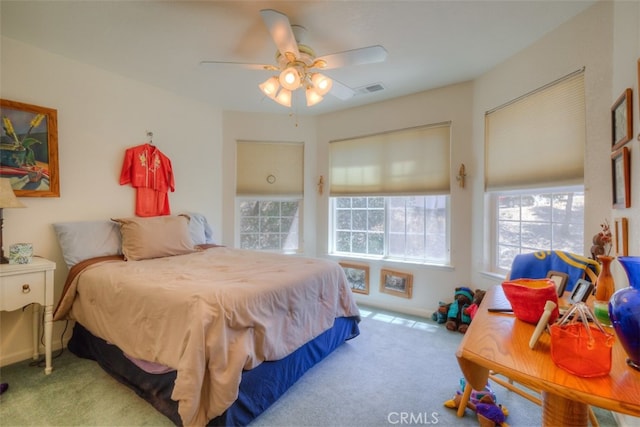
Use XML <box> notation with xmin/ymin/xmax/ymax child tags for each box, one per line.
<box><xmin>541</xmin><ymin>391</ymin><xmax>588</xmax><ymax>427</ymax></box>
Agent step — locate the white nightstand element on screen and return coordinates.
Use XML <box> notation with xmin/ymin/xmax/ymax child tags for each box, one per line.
<box><xmin>0</xmin><ymin>257</ymin><xmax>56</xmax><ymax>374</ymax></box>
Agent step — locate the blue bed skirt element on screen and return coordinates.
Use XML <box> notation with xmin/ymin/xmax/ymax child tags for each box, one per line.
<box><xmin>68</xmin><ymin>316</ymin><xmax>360</xmax><ymax>426</ymax></box>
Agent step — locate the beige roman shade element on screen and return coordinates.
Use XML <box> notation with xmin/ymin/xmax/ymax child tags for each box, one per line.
<box><xmin>485</xmin><ymin>70</ymin><xmax>585</xmax><ymax>191</ymax></box>
<box><xmin>329</xmin><ymin>123</ymin><xmax>451</xmax><ymax>196</ymax></box>
<box><xmin>236</xmin><ymin>141</ymin><xmax>304</xmax><ymax>196</ymax></box>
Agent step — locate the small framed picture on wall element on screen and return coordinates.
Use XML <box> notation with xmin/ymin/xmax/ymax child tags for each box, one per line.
<box><xmin>611</xmin><ymin>88</ymin><xmax>633</xmax><ymax>151</ymax></box>
<box><xmin>611</xmin><ymin>146</ymin><xmax>630</xmax><ymax>209</ymax></box>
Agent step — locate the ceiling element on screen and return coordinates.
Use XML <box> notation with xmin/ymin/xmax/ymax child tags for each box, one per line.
<box><xmin>1</xmin><ymin>0</ymin><xmax>597</xmax><ymax>116</ymax></box>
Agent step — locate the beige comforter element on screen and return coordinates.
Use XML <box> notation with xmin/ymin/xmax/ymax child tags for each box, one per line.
<box><xmin>53</xmin><ymin>247</ymin><xmax>360</xmax><ymax>426</ymax></box>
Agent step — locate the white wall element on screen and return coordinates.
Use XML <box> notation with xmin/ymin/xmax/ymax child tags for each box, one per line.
<box><xmin>0</xmin><ymin>36</ymin><xmax>223</xmax><ymax>365</ymax></box>
<box><xmin>221</xmin><ymin>111</ymin><xmax>318</xmax><ymax>253</ymax></box>
<box><xmin>470</xmin><ymin>0</ymin><xmax>615</xmax><ymax>290</ymax></box>
<box><xmin>2</xmin><ymin>0</ymin><xmax>637</xmax><ymax>367</ymax></box>
<box><xmin>314</xmin><ymin>82</ymin><xmax>474</xmax><ymax>317</ymax></box>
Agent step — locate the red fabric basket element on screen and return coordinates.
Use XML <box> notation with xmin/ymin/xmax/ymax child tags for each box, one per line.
<box><xmin>502</xmin><ymin>278</ymin><xmax>559</xmax><ymax>324</ymax></box>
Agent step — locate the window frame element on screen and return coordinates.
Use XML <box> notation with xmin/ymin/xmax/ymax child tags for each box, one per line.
<box><xmin>329</xmin><ymin>195</ymin><xmax>451</xmax><ymax>266</ymax></box>
<box><xmin>489</xmin><ymin>185</ymin><xmax>585</xmax><ymax>275</ymax></box>
<box><xmin>235</xmin><ymin>196</ymin><xmax>303</xmax><ymax>254</ymax></box>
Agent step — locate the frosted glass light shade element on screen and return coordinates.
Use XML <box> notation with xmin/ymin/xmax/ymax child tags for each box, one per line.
<box><xmin>279</xmin><ymin>67</ymin><xmax>301</xmax><ymax>90</ymax></box>
<box><xmin>275</xmin><ymin>88</ymin><xmax>292</xmax><ymax>107</ymax></box>
<box><xmin>259</xmin><ymin>77</ymin><xmax>280</xmax><ymax>98</ymax></box>
<box><xmin>305</xmin><ymin>87</ymin><xmax>323</xmax><ymax>107</ymax></box>
<box><xmin>311</xmin><ymin>73</ymin><xmax>332</xmax><ymax>96</ymax></box>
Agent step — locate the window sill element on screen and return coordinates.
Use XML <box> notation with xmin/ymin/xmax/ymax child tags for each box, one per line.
<box><xmin>327</xmin><ymin>253</ymin><xmax>453</xmax><ymax>270</ymax></box>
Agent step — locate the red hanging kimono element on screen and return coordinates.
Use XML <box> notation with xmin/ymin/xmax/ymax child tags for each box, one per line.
<box><xmin>119</xmin><ymin>143</ymin><xmax>174</xmax><ymax>217</ymax></box>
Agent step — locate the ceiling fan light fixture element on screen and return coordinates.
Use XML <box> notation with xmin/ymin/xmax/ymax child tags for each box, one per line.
<box><xmin>279</xmin><ymin>67</ymin><xmax>301</xmax><ymax>90</ymax></box>
<box><xmin>274</xmin><ymin>88</ymin><xmax>292</xmax><ymax>107</ymax></box>
<box><xmin>311</xmin><ymin>73</ymin><xmax>332</xmax><ymax>96</ymax></box>
<box><xmin>259</xmin><ymin>76</ymin><xmax>280</xmax><ymax>98</ymax></box>
<box><xmin>305</xmin><ymin>87</ymin><xmax>323</xmax><ymax>107</ymax></box>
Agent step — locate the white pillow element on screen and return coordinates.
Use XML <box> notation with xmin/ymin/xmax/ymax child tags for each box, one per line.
<box><xmin>53</xmin><ymin>220</ymin><xmax>123</xmax><ymax>268</ymax></box>
<box><xmin>182</xmin><ymin>212</ymin><xmax>216</xmax><ymax>245</ymax></box>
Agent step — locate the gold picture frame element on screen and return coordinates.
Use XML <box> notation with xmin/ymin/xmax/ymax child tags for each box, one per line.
<box><xmin>380</xmin><ymin>268</ymin><xmax>413</xmax><ymax>299</ymax></box>
<box><xmin>614</xmin><ymin>217</ymin><xmax>629</xmax><ymax>257</ymax></box>
<box><xmin>339</xmin><ymin>262</ymin><xmax>370</xmax><ymax>295</ymax></box>
<box><xmin>0</xmin><ymin>99</ymin><xmax>59</xmax><ymax>197</ymax></box>
<box><xmin>611</xmin><ymin>88</ymin><xmax>633</xmax><ymax>151</ymax></box>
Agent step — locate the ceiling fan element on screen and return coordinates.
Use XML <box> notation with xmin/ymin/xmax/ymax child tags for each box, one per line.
<box><xmin>200</xmin><ymin>9</ymin><xmax>388</xmax><ymax>107</ymax></box>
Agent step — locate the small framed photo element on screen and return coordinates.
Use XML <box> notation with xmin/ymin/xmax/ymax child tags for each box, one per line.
<box><xmin>339</xmin><ymin>262</ymin><xmax>369</xmax><ymax>295</ymax></box>
<box><xmin>569</xmin><ymin>279</ymin><xmax>594</xmax><ymax>304</ymax></box>
<box><xmin>546</xmin><ymin>271</ymin><xmax>569</xmax><ymax>297</ymax></box>
<box><xmin>614</xmin><ymin>217</ymin><xmax>629</xmax><ymax>257</ymax></box>
<box><xmin>380</xmin><ymin>268</ymin><xmax>413</xmax><ymax>299</ymax></box>
<box><xmin>611</xmin><ymin>88</ymin><xmax>633</xmax><ymax>151</ymax></box>
<box><xmin>611</xmin><ymin>146</ymin><xmax>630</xmax><ymax>209</ymax></box>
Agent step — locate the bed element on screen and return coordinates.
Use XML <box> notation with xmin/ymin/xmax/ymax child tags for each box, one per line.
<box><xmin>52</xmin><ymin>215</ymin><xmax>360</xmax><ymax>426</ymax></box>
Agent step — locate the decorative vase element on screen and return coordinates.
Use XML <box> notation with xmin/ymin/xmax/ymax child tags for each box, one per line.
<box><xmin>594</xmin><ymin>255</ymin><xmax>615</xmax><ymax>325</ymax></box>
<box><xmin>595</xmin><ymin>255</ymin><xmax>615</xmax><ymax>301</ymax></box>
<box><xmin>608</xmin><ymin>256</ymin><xmax>640</xmax><ymax>371</ymax></box>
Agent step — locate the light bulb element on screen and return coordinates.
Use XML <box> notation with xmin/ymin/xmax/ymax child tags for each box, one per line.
<box><xmin>279</xmin><ymin>67</ymin><xmax>301</xmax><ymax>91</ymax></box>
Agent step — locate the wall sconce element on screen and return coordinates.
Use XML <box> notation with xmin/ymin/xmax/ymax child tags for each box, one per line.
<box><xmin>456</xmin><ymin>164</ymin><xmax>467</xmax><ymax>188</ymax></box>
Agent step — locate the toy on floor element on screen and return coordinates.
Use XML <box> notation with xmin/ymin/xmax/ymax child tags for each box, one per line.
<box><xmin>464</xmin><ymin>289</ymin><xmax>486</xmax><ymax>321</ymax></box>
<box><xmin>444</xmin><ymin>378</ymin><xmax>509</xmax><ymax>427</ymax></box>
<box><xmin>431</xmin><ymin>301</ymin><xmax>451</xmax><ymax>324</ymax></box>
<box><xmin>445</xmin><ymin>287</ymin><xmax>474</xmax><ymax>333</ymax></box>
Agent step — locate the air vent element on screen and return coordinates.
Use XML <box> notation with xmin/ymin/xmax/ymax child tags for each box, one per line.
<box><xmin>354</xmin><ymin>83</ymin><xmax>385</xmax><ymax>96</ymax></box>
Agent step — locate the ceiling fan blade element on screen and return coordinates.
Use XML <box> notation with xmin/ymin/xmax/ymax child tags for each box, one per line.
<box><xmin>199</xmin><ymin>61</ymin><xmax>277</xmax><ymax>71</ymax></box>
<box><xmin>329</xmin><ymin>79</ymin><xmax>356</xmax><ymax>100</ymax></box>
<box><xmin>316</xmin><ymin>45</ymin><xmax>388</xmax><ymax>70</ymax></box>
<box><xmin>260</xmin><ymin>9</ymin><xmax>300</xmax><ymax>59</ymax></box>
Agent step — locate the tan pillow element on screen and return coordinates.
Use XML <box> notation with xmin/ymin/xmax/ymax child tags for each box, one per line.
<box><xmin>112</xmin><ymin>215</ymin><xmax>195</xmax><ymax>261</ymax></box>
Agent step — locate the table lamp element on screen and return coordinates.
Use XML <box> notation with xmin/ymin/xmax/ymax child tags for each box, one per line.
<box><xmin>0</xmin><ymin>178</ymin><xmax>25</xmax><ymax>264</ymax></box>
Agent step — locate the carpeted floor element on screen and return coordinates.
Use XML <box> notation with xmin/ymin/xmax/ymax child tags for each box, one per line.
<box><xmin>0</xmin><ymin>306</ymin><xmax>618</xmax><ymax>426</ymax></box>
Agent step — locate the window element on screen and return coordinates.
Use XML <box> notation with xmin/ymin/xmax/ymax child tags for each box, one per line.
<box><xmin>329</xmin><ymin>123</ymin><xmax>451</xmax><ymax>264</ymax></box>
<box><xmin>493</xmin><ymin>187</ymin><xmax>584</xmax><ymax>272</ymax></box>
<box><xmin>331</xmin><ymin>195</ymin><xmax>449</xmax><ymax>263</ymax></box>
<box><xmin>238</xmin><ymin>199</ymin><xmax>301</xmax><ymax>252</ymax></box>
<box><xmin>235</xmin><ymin>140</ymin><xmax>304</xmax><ymax>253</ymax></box>
<box><xmin>485</xmin><ymin>70</ymin><xmax>586</xmax><ymax>272</ymax></box>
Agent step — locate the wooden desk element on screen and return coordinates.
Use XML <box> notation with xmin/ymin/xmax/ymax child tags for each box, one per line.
<box><xmin>456</xmin><ymin>285</ymin><xmax>640</xmax><ymax>426</ymax></box>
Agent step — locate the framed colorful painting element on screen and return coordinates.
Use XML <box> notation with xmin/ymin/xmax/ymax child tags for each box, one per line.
<box><xmin>0</xmin><ymin>99</ymin><xmax>59</xmax><ymax>197</ymax></box>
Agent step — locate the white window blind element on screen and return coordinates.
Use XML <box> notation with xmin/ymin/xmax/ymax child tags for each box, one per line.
<box><xmin>485</xmin><ymin>70</ymin><xmax>585</xmax><ymax>191</ymax></box>
<box><xmin>236</xmin><ymin>141</ymin><xmax>304</xmax><ymax>196</ymax></box>
<box><xmin>329</xmin><ymin>123</ymin><xmax>451</xmax><ymax>196</ymax></box>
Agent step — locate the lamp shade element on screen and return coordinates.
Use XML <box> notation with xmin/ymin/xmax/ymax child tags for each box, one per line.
<box><xmin>279</xmin><ymin>67</ymin><xmax>301</xmax><ymax>91</ymax></box>
<box><xmin>274</xmin><ymin>88</ymin><xmax>292</xmax><ymax>107</ymax></box>
<box><xmin>305</xmin><ymin>87</ymin><xmax>323</xmax><ymax>107</ymax></box>
<box><xmin>311</xmin><ymin>73</ymin><xmax>333</xmax><ymax>96</ymax></box>
<box><xmin>0</xmin><ymin>179</ymin><xmax>25</xmax><ymax>209</ymax></box>
<box><xmin>259</xmin><ymin>77</ymin><xmax>280</xmax><ymax>99</ymax></box>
